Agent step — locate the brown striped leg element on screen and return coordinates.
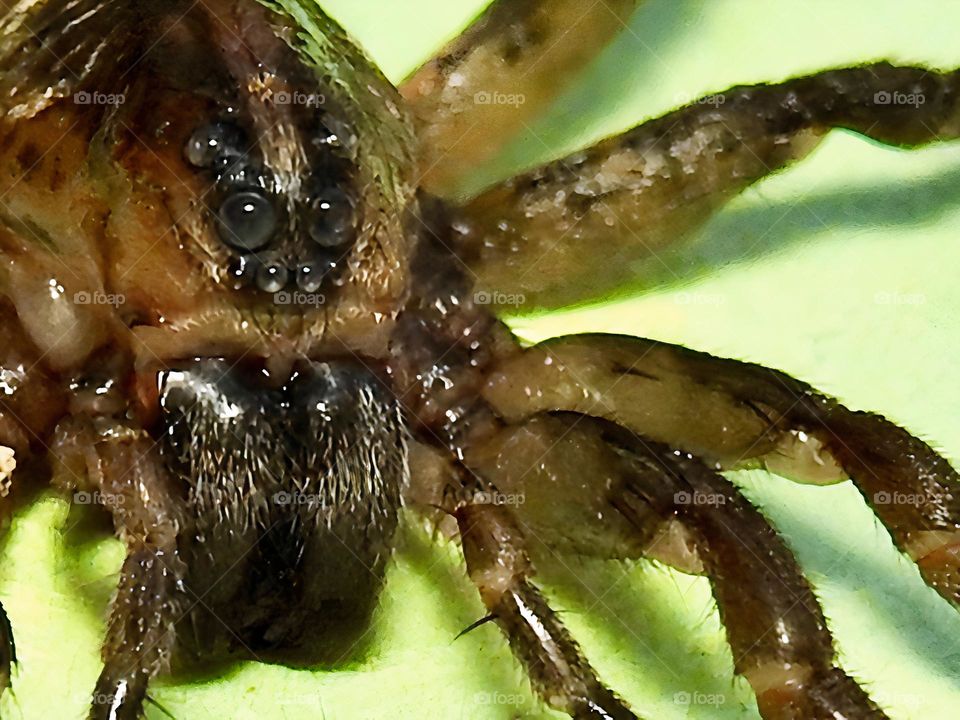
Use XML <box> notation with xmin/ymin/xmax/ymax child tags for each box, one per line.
<box><xmin>453</xmin><ymin>493</ymin><xmax>639</xmax><ymax>719</ymax></box>
<box><xmin>401</xmin><ymin>0</ymin><xmax>641</xmax><ymax>194</ymax></box>
<box><xmin>482</xmin><ymin>333</ymin><xmax>960</xmax><ymax>608</ymax></box>
<box><xmin>595</xmin><ymin>419</ymin><xmax>888</xmax><ymax>720</ymax></box>
<box><xmin>452</xmin><ymin>63</ymin><xmax>960</xmax><ymax>309</ymax></box>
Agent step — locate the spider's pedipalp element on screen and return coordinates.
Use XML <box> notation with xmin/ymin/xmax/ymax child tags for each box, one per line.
<box><xmin>402</xmin><ymin>0</ymin><xmax>641</xmax><ymax>195</ymax></box>
<box><xmin>452</xmin><ymin>63</ymin><xmax>960</xmax><ymax>310</ymax></box>
<box><xmin>53</xmin><ymin>424</ymin><xmax>188</xmax><ymax>720</ymax></box>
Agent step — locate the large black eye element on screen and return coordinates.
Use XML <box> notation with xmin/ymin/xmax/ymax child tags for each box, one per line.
<box><xmin>308</xmin><ymin>188</ymin><xmax>356</xmax><ymax>248</ymax></box>
<box><xmin>217</xmin><ymin>192</ymin><xmax>276</xmax><ymax>251</ymax></box>
<box><xmin>185</xmin><ymin>122</ymin><xmax>243</xmax><ymax>168</ymax></box>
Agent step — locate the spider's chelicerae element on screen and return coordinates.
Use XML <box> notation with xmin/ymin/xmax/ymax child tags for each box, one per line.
<box><xmin>0</xmin><ymin>0</ymin><xmax>958</xmax><ymax>718</ymax></box>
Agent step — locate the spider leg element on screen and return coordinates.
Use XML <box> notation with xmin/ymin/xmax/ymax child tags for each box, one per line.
<box><xmin>0</xmin><ymin>301</ymin><xmax>70</xmax><ymax>700</ymax></box>
<box><xmin>452</xmin><ymin>487</ymin><xmax>639</xmax><ymax>719</ymax></box>
<box><xmin>53</xmin><ymin>418</ymin><xmax>186</xmax><ymax>720</ymax></box>
<box><xmin>452</xmin><ymin>63</ymin><xmax>960</xmax><ymax>309</ymax></box>
<box><xmin>443</xmin><ymin>413</ymin><xmax>886</xmax><ymax>717</ymax></box>
<box><xmin>401</xmin><ymin>0</ymin><xmax>641</xmax><ymax>194</ymax></box>
<box><xmin>483</xmin><ymin>333</ymin><xmax>960</xmax><ymax>608</ymax></box>
<box><xmin>600</xmin><ymin>418</ymin><xmax>888</xmax><ymax>719</ymax></box>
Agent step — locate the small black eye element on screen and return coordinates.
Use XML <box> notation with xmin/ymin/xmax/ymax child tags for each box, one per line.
<box><xmin>217</xmin><ymin>192</ymin><xmax>276</xmax><ymax>251</ymax></box>
<box><xmin>296</xmin><ymin>264</ymin><xmax>324</xmax><ymax>292</ymax></box>
<box><xmin>256</xmin><ymin>262</ymin><xmax>289</xmax><ymax>293</ymax></box>
<box><xmin>185</xmin><ymin>123</ymin><xmax>243</xmax><ymax>168</ymax></box>
<box><xmin>308</xmin><ymin>188</ymin><xmax>356</xmax><ymax>248</ymax></box>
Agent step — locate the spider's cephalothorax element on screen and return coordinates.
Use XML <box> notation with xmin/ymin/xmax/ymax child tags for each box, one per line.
<box><xmin>1</xmin><ymin>1</ymin><xmax>960</xmax><ymax>719</ymax></box>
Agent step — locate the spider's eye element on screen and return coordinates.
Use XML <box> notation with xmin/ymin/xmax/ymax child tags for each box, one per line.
<box><xmin>296</xmin><ymin>264</ymin><xmax>325</xmax><ymax>293</ymax></box>
<box><xmin>217</xmin><ymin>192</ymin><xmax>277</xmax><ymax>251</ymax></box>
<box><xmin>185</xmin><ymin>122</ymin><xmax>244</xmax><ymax>168</ymax></box>
<box><xmin>308</xmin><ymin>188</ymin><xmax>356</xmax><ymax>248</ymax></box>
<box><xmin>256</xmin><ymin>262</ymin><xmax>289</xmax><ymax>293</ymax></box>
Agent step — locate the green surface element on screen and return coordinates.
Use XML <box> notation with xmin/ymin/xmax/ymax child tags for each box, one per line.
<box><xmin>3</xmin><ymin>0</ymin><xmax>960</xmax><ymax>718</ymax></box>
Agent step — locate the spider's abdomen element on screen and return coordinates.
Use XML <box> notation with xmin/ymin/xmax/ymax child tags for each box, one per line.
<box><xmin>156</xmin><ymin>359</ymin><xmax>407</xmax><ymax>662</ymax></box>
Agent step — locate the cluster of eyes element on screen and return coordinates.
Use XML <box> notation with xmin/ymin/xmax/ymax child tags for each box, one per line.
<box><xmin>184</xmin><ymin>121</ymin><xmax>356</xmax><ymax>293</ymax></box>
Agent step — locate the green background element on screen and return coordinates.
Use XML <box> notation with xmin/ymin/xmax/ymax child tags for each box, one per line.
<box><xmin>3</xmin><ymin>0</ymin><xmax>960</xmax><ymax>717</ymax></box>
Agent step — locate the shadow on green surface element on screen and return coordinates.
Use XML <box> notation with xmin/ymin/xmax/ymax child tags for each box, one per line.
<box><xmin>609</xmin><ymin>148</ymin><xmax>960</xmax><ymax>303</ymax></box>
<box><xmin>538</xmin><ymin>558</ymin><xmax>759</xmax><ymax>719</ymax></box>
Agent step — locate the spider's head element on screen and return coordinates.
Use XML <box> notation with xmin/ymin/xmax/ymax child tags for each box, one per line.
<box><xmin>85</xmin><ymin>0</ymin><xmax>419</xmax><ymax>361</ymax></box>
<box><xmin>168</xmin><ymin>0</ymin><xmax>418</xmax><ymax>295</ymax></box>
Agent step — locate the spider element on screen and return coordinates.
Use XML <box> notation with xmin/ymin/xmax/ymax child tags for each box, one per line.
<box><xmin>0</xmin><ymin>0</ymin><xmax>958</xmax><ymax>718</ymax></box>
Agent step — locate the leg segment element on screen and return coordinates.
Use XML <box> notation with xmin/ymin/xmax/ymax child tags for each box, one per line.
<box><xmin>601</xmin><ymin>420</ymin><xmax>887</xmax><ymax>720</ymax></box>
<box><xmin>402</xmin><ymin>0</ymin><xmax>640</xmax><ymax>194</ymax></box>
<box><xmin>452</xmin><ymin>63</ymin><xmax>960</xmax><ymax>309</ymax></box>
<box><xmin>452</xmin><ymin>485</ymin><xmax>638</xmax><ymax>719</ymax></box>
<box><xmin>482</xmin><ymin>333</ymin><xmax>960</xmax><ymax>606</ymax></box>
<box><xmin>52</xmin><ymin>417</ymin><xmax>186</xmax><ymax>720</ymax></box>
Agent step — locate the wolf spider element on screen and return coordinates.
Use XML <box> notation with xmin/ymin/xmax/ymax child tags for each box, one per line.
<box><xmin>0</xmin><ymin>0</ymin><xmax>957</xmax><ymax>718</ymax></box>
